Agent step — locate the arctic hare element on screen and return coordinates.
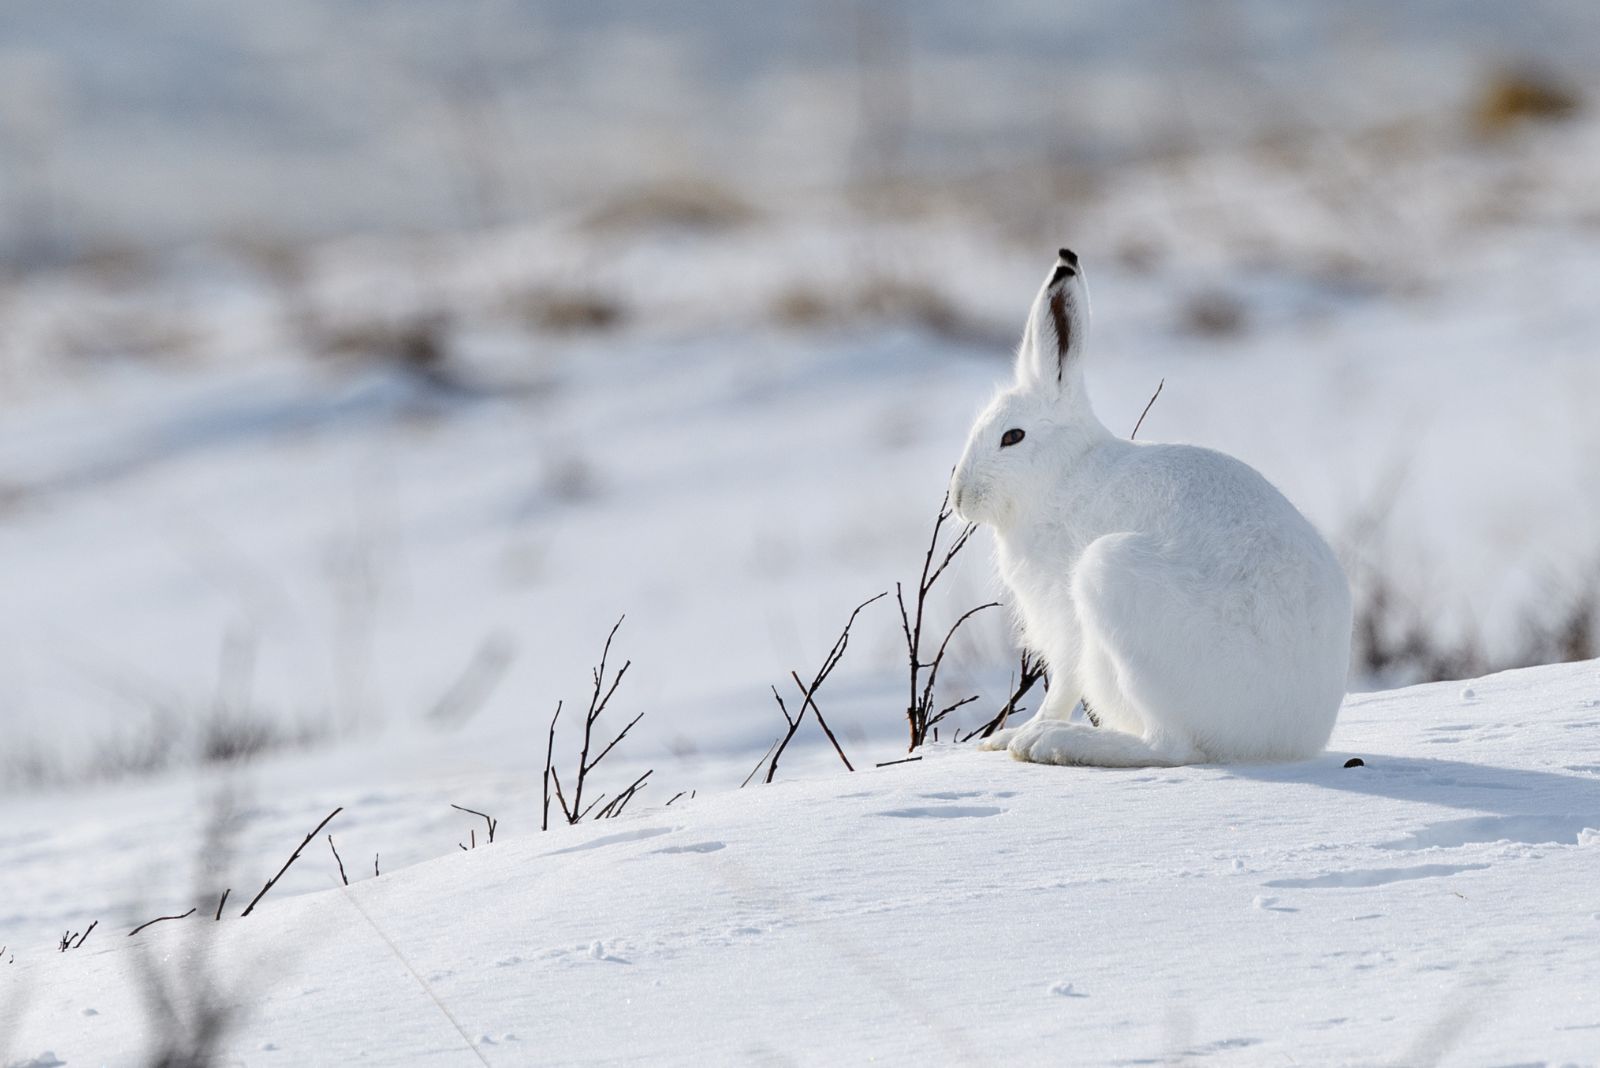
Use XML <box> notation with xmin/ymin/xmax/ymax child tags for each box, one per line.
<box><xmin>953</xmin><ymin>249</ymin><xmax>1351</xmax><ymax>767</ymax></box>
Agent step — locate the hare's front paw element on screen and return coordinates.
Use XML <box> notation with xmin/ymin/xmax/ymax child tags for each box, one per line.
<box><xmin>976</xmin><ymin>726</ymin><xmax>1023</xmax><ymax>751</ymax></box>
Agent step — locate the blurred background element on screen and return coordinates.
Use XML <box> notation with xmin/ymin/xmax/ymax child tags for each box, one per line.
<box><xmin>2</xmin><ymin>0</ymin><xmax>1599</xmax><ymax>806</ymax></box>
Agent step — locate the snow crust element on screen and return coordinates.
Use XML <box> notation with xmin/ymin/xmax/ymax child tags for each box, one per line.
<box><xmin>4</xmin><ymin>660</ymin><xmax>1599</xmax><ymax>1064</ymax></box>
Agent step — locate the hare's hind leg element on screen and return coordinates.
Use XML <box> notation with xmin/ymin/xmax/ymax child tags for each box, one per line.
<box><xmin>1006</xmin><ymin>532</ymin><xmax>1210</xmax><ymax>767</ymax></box>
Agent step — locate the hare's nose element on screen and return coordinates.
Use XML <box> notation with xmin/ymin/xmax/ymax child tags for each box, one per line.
<box><xmin>1058</xmin><ymin>248</ymin><xmax>1079</xmax><ymax>267</ymax></box>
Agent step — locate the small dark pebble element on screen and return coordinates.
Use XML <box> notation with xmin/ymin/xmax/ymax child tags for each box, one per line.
<box><xmin>1343</xmin><ymin>757</ymin><xmax>1365</xmax><ymax>768</ymax></box>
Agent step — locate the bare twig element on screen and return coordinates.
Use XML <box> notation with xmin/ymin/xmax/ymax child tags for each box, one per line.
<box><xmin>595</xmin><ymin>770</ymin><xmax>652</xmax><ymax>818</ymax></box>
<box><xmin>765</xmin><ymin>592</ymin><xmax>885</xmax><ymax>783</ymax></box>
<box><xmin>576</xmin><ymin>792</ymin><xmax>607</xmax><ymax>821</ymax></box>
<box><xmin>958</xmin><ymin>651</ymin><xmax>1047</xmax><ymax>743</ymax></box>
<box><xmin>128</xmin><ymin>909</ymin><xmax>195</xmax><ymax>937</ymax></box>
<box><xmin>876</xmin><ymin>756</ymin><xmax>923</xmax><ymax>767</ymax></box>
<box><xmin>790</xmin><ymin>670</ymin><xmax>854</xmax><ymax>771</ymax></box>
<box><xmin>568</xmin><ymin>617</ymin><xmax>631</xmax><ymax>823</ymax></box>
<box><xmin>586</xmin><ymin>711</ymin><xmax>644</xmax><ymax>774</ymax></box>
<box><xmin>328</xmin><ymin>835</ymin><xmax>348</xmax><ymax>886</ymax></box>
<box><xmin>450</xmin><ymin>804</ymin><xmax>497</xmax><ymax>844</ymax></box>
<box><xmin>917</xmin><ymin>601</ymin><xmax>1001</xmax><ymax>735</ymax></box>
<box><xmin>666</xmin><ymin>791</ymin><xmax>686</xmax><ymax>806</ymax></box>
<box><xmin>897</xmin><ymin>487</ymin><xmax>998</xmax><ymax>749</ymax></box>
<box><xmin>374</xmin><ymin>854</ymin><xmax>380</xmax><ymax>878</ymax></box>
<box><xmin>68</xmin><ymin>921</ymin><xmax>97</xmax><ymax>949</ymax></box>
<box><xmin>214</xmin><ymin>889</ymin><xmax>230</xmax><ymax>921</ymax></box>
<box><xmin>542</xmin><ymin>618</ymin><xmax>645</xmax><ymax>826</ymax></box>
<box><xmin>741</xmin><ymin>737</ymin><xmax>781</xmax><ymax>788</ymax></box>
<box><xmin>1130</xmin><ymin>378</ymin><xmax>1165</xmax><ymax>440</ymax></box>
<box><xmin>542</xmin><ymin>700</ymin><xmax>563</xmax><ymax>830</ymax></box>
<box><xmin>549</xmin><ymin>765</ymin><xmax>573</xmax><ymax>823</ymax></box>
<box><xmin>241</xmin><ymin>807</ymin><xmax>343</xmax><ymax>917</ymax></box>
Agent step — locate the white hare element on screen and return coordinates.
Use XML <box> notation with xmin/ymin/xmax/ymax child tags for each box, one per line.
<box><xmin>953</xmin><ymin>249</ymin><xmax>1351</xmax><ymax>767</ymax></box>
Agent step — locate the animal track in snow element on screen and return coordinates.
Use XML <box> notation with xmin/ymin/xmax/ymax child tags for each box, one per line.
<box><xmin>877</xmin><ymin>805</ymin><xmax>1004</xmax><ymax>820</ymax></box>
<box><xmin>653</xmin><ymin>841</ymin><xmax>726</xmax><ymax>854</ymax></box>
<box><xmin>545</xmin><ymin>827</ymin><xmax>673</xmax><ymax>855</ymax></box>
<box><xmin>1378</xmin><ymin>814</ymin><xmax>1600</xmax><ymax>851</ymax></box>
<box><xmin>1264</xmin><ymin>863</ymin><xmax>1489</xmax><ymax>889</ymax></box>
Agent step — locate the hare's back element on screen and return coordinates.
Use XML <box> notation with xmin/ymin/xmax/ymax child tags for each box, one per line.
<box><xmin>1109</xmin><ymin>442</ymin><xmax>1330</xmax><ymax>562</ymax></box>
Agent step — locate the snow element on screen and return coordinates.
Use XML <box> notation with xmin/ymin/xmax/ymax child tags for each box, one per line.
<box><xmin>4</xmin><ymin>660</ymin><xmax>1600</xmax><ymax>1064</ymax></box>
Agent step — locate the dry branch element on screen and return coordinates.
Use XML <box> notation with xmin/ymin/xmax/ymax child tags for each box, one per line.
<box><xmin>958</xmin><ymin>651</ymin><xmax>1047</xmax><ymax>743</ymax></box>
<box><xmin>542</xmin><ymin>700</ymin><xmax>562</xmax><ymax>831</ymax></box>
<box><xmin>897</xmin><ymin>488</ymin><xmax>997</xmax><ymax>749</ymax></box>
<box><xmin>240</xmin><ymin>807</ymin><xmax>342</xmax><ymax>917</ymax></box>
<box><xmin>328</xmin><ymin>835</ymin><xmax>348</xmax><ymax>885</ymax></box>
<box><xmin>595</xmin><ymin>770</ymin><xmax>651</xmax><ymax>818</ymax></box>
<box><xmin>741</xmin><ymin>737</ymin><xmax>780</xmax><ymax>788</ymax></box>
<box><xmin>542</xmin><ymin>618</ymin><xmax>645</xmax><ymax>827</ymax></box>
<box><xmin>1131</xmin><ymin>378</ymin><xmax>1165</xmax><ymax>440</ymax></box>
<box><xmin>128</xmin><ymin>910</ymin><xmax>194</xmax><ymax>938</ymax></box>
<box><xmin>450</xmin><ymin>804</ymin><xmax>497</xmax><ymax>844</ymax></box>
<box><xmin>764</xmin><ymin>592</ymin><xmax>885</xmax><ymax>783</ymax></box>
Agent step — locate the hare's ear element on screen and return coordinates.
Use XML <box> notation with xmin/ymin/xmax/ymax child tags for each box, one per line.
<box><xmin>1015</xmin><ymin>248</ymin><xmax>1089</xmax><ymax>393</ymax></box>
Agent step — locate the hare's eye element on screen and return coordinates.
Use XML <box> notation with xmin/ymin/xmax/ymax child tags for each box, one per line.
<box><xmin>1000</xmin><ymin>428</ymin><xmax>1025</xmax><ymax>448</ymax></box>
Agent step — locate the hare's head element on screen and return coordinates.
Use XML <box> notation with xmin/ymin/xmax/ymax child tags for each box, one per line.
<box><xmin>951</xmin><ymin>249</ymin><xmax>1095</xmax><ymax>530</ymax></box>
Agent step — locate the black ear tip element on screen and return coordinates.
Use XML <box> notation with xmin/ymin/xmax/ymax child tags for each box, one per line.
<box><xmin>1058</xmin><ymin>248</ymin><xmax>1079</xmax><ymax>266</ymax></box>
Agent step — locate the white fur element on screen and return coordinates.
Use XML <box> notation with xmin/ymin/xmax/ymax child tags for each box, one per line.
<box><xmin>951</xmin><ymin>250</ymin><xmax>1351</xmax><ymax>767</ymax></box>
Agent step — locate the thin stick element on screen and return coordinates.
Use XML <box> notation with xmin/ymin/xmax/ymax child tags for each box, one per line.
<box><xmin>71</xmin><ymin>921</ymin><xmax>97</xmax><ymax>949</ymax></box>
<box><xmin>374</xmin><ymin>854</ymin><xmax>380</xmax><ymax>878</ymax></box>
<box><xmin>958</xmin><ymin>651</ymin><xmax>1046</xmax><ymax>743</ymax></box>
<box><xmin>790</xmin><ymin>670</ymin><xmax>854</xmax><ymax>771</ymax></box>
<box><xmin>766</xmin><ymin>592</ymin><xmax>885</xmax><ymax>783</ymax></box>
<box><xmin>214</xmin><ymin>889</ymin><xmax>230</xmax><ymax>921</ymax></box>
<box><xmin>741</xmin><ymin>737</ymin><xmax>780</xmax><ymax>788</ymax></box>
<box><xmin>542</xmin><ymin>700</ymin><xmax>562</xmax><ymax>831</ymax></box>
<box><xmin>665</xmin><ymin>791</ymin><xmax>686</xmax><ymax>806</ymax></box>
<box><xmin>549</xmin><ymin>765</ymin><xmax>574</xmax><ymax>823</ymax></box>
<box><xmin>917</xmin><ymin>601</ymin><xmax>1001</xmax><ymax>725</ymax></box>
<box><xmin>449</xmin><ymin>804</ymin><xmax>497</xmax><ymax>844</ymax></box>
<box><xmin>128</xmin><ymin>909</ymin><xmax>196</xmax><ymax>937</ymax></box>
<box><xmin>241</xmin><ymin>807</ymin><xmax>343</xmax><ymax>917</ymax></box>
<box><xmin>585</xmin><ymin>711</ymin><xmax>644</xmax><ymax>774</ymax></box>
<box><xmin>595</xmin><ymin>770</ymin><xmax>651</xmax><ymax>819</ymax></box>
<box><xmin>898</xmin><ymin>486</ymin><xmax>991</xmax><ymax>749</ymax></box>
<box><xmin>876</xmin><ymin>756</ymin><xmax>923</xmax><ymax>767</ymax></box>
<box><xmin>930</xmin><ymin>693</ymin><xmax>980</xmax><ymax>722</ymax></box>
<box><xmin>1131</xmin><ymin>378</ymin><xmax>1164</xmax><ymax>440</ymax></box>
<box><xmin>328</xmin><ymin>835</ymin><xmax>349</xmax><ymax>885</ymax></box>
<box><xmin>569</xmin><ymin>617</ymin><xmax>630</xmax><ymax>822</ymax></box>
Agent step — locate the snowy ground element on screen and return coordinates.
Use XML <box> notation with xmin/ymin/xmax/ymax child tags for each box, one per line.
<box><xmin>4</xmin><ymin>660</ymin><xmax>1599</xmax><ymax>1065</ymax></box>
